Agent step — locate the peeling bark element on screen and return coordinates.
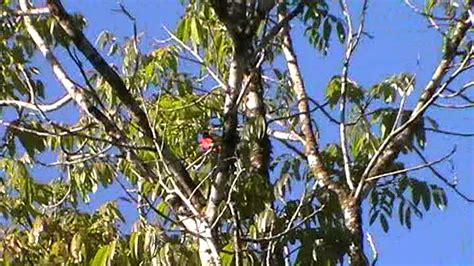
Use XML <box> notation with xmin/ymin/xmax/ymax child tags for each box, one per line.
<box><xmin>244</xmin><ymin>70</ymin><xmax>271</xmax><ymax>177</ymax></box>
<box><xmin>244</xmin><ymin>70</ymin><xmax>285</xmax><ymax>264</ymax></box>
<box><xmin>278</xmin><ymin>9</ymin><xmax>348</xmax><ymax>197</ymax></box>
<box><xmin>341</xmin><ymin>197</ymin><xmax>369</xmax><ymax>266</ymax></box>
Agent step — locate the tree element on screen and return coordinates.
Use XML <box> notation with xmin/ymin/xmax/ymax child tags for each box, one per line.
<box><xmin>0</xmin><ymin>0</ymin><xmax>472</xmax><ymax>265</ymax></box>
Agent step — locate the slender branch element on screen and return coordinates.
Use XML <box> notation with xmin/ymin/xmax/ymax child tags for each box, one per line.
<box><xmin>229</xmin><ymin>203</ymin><xmax>242</xmax><ymax>266</ymax></box>
<box><xmin>275</xmin><ymin>138</ymin><xmax>307</xmax><ymax>159</ymax></box>
<box><xmin>365</xmin><ymin>147</ymin><xmax>456</xmax><ymax>182</ymax></box>
<box><xmin>356</xmin><ymin>8</ymin><xmax>473</xmax><ymax>199</ymax></box>
<box><xmin>391</xmin><ymin>76</ymin><xmax>415</xmax><ymax>135</ymax></box>
<box><xmin>413</xmin><ymin>147</ymin><xmax>474</xmax><ymax>203</ymax></box>
<box><xmin>267</xmin><ymin>129</ymin><xmax>301</xmax><ymax>142</ymax></box>
<box><xmin>243</xmin><ymin>205</ymin><xmax>325</xmax><ymax>243</ymax></box>
<box><xmin>425</xmin><ymin>127</ymin><xmax>474</xmax><ymax>137</ymax></box>
<box><xmin>366</xmin><ymin>232</ymin><xmax>378</xmax><ymax>266</ymax></box>
<box><xmin>164</xmin><ymin>26</ymin><xmax>227</xmax><ymax>89</ymax></box>
<box><xmin>308</xmin><ymin>98</ymin><xmax>340</xmax><ymax>125</ymax></box>
<box><xmin>1</xmin><ymin>7</ymin><xmax>50</xmax><ymax>18</ymax></box>
<box><xmin>0</xmin><ymin>94</ymin><xmax>72</xmax><ymax>112</ymax></box>
<box><xmin>278</xmin><ymin>4</ymin><xmax>345</xmax><ymax>196</ymax></box>
<box><xmin>441</xmin><ymin>82</ymin><xmax>474</xmax><ymax>99</ymax></box>
<box><xmin>338</xmin><ymin>0</ymin><xmax>369</xmax><ymax>191</ymax></box>
<box><xmin>257</xmin><ymin>0</ymin><xmax>309</xmax><ymax>52</ymax></box>
<box><xmin>433</xmin><ymin>102</ymin><xmax>474</xmax><ymax>109</ymax></box>
<box><xmin>211</xmin><ymin>170</ymin><xmax>242</xmax><ymax>229</ymax></box>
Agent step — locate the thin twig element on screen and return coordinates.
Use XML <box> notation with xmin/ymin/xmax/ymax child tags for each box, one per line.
<box><xmin>356</xmin><ymin>44</ymin><xmax>473</xmax><ymax>199</ymax></box>
<box><xmin>0</xmin><ymin>94</ymin><xmax>72</xmax><ymax>112</ymax></box>
<box><xmin>164</xmin><ymin>26</ymin><xmax>227</xmax><ymax>90</ymax></box>
<box><xmin>425</xmin><ymin>127</ymin><xmax>474</xmax><ymax>137</ymax></box>
<box><xmin>366</xmin><ymin>147</ymin><xmax>456</xmax><ymax>181</ymax></box>
<box><xmin>242</xmin><ymin>205</ymin><xmax>325</xmax><ymax>243</ymax></box>
<box><xmin>413</xmin><ymin>147</ymin><xmax>474</xmax><ymax>203</ymax></box>
<box><xmin>366</xmin><ymin>232</ymin><xmax>378</xmax><ymax>266</ymax></box>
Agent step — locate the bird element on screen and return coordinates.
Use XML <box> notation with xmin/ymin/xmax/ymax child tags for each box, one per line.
<box><xmin>199</xmin><ymin>131</ymin><xmax>217</xmax><ymax>152</ymax></box>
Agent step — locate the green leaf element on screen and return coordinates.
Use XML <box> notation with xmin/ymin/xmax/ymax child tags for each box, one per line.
<box><xmin>129</xmin><ymin>232</ymin><xmax>141</xmax><ymax>259</ymax></box>
<box><xmin>370</xmin><ymin>190</ymin><xmax>379</xmax><ymax>206</ymax></box>
<box><xmin>91</xmin><ymin>245</ymin><xmax>111</xmax><ymax>266</ymax></box>
<box><xmin>220</xmin><ymin>243</ymin><xmax>235</xmax><ymax>266</ymax></box>
<box><xmin>405</xmin><ymin>207</ymin><xmax>412</xmax><ymax>229</ymax></box>
<box><xmin>425</xmin><ymin>0</ymin><xmax>437</xmax><ymax>14</ymax></box>
<box><xmin>414</xmin><ymin>119</ymin><xmax>426</xmax><ymax>149</ymax></box>
<box><xmin>380</xmin><ymin>214</ymin><xmax>389</xmax><ymax>232</ymax></box>
<box><xmin>420</xmin><ymin>182</ymin><xmax>431</xmax><ymax>211</ymax></box>
<box><xmin>432</xmin><ymin>186</ymin><xmax>447</xmax><ymax>210</ymax></box>
<box><xmin>16</xmin><ymin>130</ymin><xmax>46</xmax><ymax>157</ymax></box>
<box><xmin>426</xmin><ymin>116</ymin><xmax>439</xmax><ymax>130</ymax></box>
<box><xmin>70</xmin><ymin>233</ymin><xmax>83</xmax><ymax>261</ymax></box>
<box><xmin>369</xmin><ymin>209</ymin><xmax>379</xmax><ymax>225</ymax></box>
<box><xmin>336</xmin><ymin>21</ymin><xmax>345</xmax><ymax>42</ymax></box>
<box><xmin>323</xmin><ymin>18</ymin><xmax>332</xmax><ymax>41</ymax></box>
<box><xmin>398</xmin><ymin>200</ymin><xmax>405</xmax><ymax>226</ymax></box>
<box><xmin>190</xmin><ymin>17</ymin><xmax>202</xmax><ymax>44</ymax></box>
<box><xmin>411</xmin><ymin>181</ymin><xmax>421</xmax><ymax>207</ymax></box>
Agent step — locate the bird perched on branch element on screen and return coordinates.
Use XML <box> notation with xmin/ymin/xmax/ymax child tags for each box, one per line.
<box><xmin>199</xmin><ymin>131</ymin><xmax>220</xmax><ymax>152</ymax></box>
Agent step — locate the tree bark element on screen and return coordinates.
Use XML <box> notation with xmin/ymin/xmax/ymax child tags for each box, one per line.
<box><xmin>341</xmin><ymin>197</ymin><xmax>369</xmax><ymax>266</ymax></box>
<box><xmin>205</xmin><ymin>50</ymin><xmax>245</xmax><ymax>221</ymax></box>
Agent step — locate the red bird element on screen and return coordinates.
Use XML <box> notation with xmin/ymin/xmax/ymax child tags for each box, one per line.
<box><xmin>199</xmin><ymin>131</ymin><xmax>216</xmax><ymax>152</ymax></box>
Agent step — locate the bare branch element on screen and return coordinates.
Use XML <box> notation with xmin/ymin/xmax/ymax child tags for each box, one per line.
<box><xmin>433</xmin><ymin>102</ymin><xmax>474</xmax><ymax>109</ymax></box>
<box><xmin>338</xmin><ymin>0</ymin><xmax>369</xmax><ymax>191</ymax></box>
<box><xmin>425</xmin><ymin>127</ymin><xmax>474</xmax><ymax>137</ymax></box>
<box><xmin>267</xmin><ymin>128</ymin><xmax>301</xmax><ymax>142</ymax></box>
<box><xmin>278</xmin><ymin>5</ymin><xmax>345</xmax><ymax>196</ymax></box>
<box><xmin>257</xmin><ymin>1</ymin><xmax>309</xmax><ymax>52</ymax></box>
<box><xmin>164</xmin><ymin>26</ymin><xmax>227</xmax><ymax>89</ymax></box>
<box><xmin>366</xmin><ymin>147</ymin><xmax>456</xmax><ymax>182</ymax></box>
<box><xmin>1</xmin><ymin>7</ymin><xmax>50</xmax><ymax>18</ymax></box>
<box><xmin>413</xmin><ymin>147</ymin><xmax>474</xmax><ymax>203</ymax></box>
<box><xmin>243</xmin><ymin>204</ymin><xmax>325</xmax><ymax>243</ymax></box>
<box><xmin>0</xmin><ymin>94</ymin><xmax>72</xmax><ymax>113</ymax></box>
<box><xmin>441</xmin><ymin>81</ymin><xmax>474</xmax><ymax>99</ymax></box>
<box><xmin>366</xmin><ymin>232</ymin><xmax>378</xmax><ymax>266</ymax></box>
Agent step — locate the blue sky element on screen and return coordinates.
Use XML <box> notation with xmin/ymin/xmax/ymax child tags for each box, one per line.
<box><xmin>26</xmin><ymin>0</ymin><xmax>474</xmax><ymax>265</ymax></box>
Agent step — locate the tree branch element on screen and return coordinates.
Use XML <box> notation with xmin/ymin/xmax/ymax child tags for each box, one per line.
<box><xmin>366</xmin><ymin>147</ymin><xmax>456</xmax><ymax>182</ymax></box>
<box><xmin>425</xmin><ymin>127</ymin><xmax>474</xmax><ymax>137</ymax></box>
<box><xmin>278</xmin><ymin>4</ymin><xmax>346</xmax><ymax>196</ymax></box>
<box><xmin>338</xmin><ymin>0</ymin><xmax>369</xmax><ymax>191</ymax></box>
<box><xmin>0</xmin><ymin>94</ymin><xmax>72</xmax><ymax>113</ymax></box>
<box><xmin>413</xmin><ymin>147</ymin><xmax>474</xmax><ymax>203</ymax></box>
<box><xmin>46</xmin><ymin>0</ymin><xmax>201</xmax><ymax>205</ymax></box>
<box><xmin>356</xmin><ymin>4</ymin><xmax>473</xmax><ymax>199</ymax></box>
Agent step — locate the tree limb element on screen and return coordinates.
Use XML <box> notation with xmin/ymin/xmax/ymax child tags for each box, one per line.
<box><xmin>413</xmin><ymin>147</ymin><xmax>474</xmax><ymax>203</ymax></box>
<box><xmin>356</xmin><ymin>4</ymin><xmax>473</xmax><ymax>199</ymax></box>
<box><xmin>46</xmin><ymin>0</ymin><xmax>201</xmax><ymax>205</ymax></box>
<box><xmin>0</xmin><ymin>94</ymin><xmax>72</xmax><ymax>113</ymax></box>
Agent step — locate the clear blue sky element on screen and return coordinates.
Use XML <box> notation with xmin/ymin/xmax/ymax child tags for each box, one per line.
<box><xmin>33</xmin><ymin>0</ymin><xmax>474</xmax><ymax>265</ymax></box>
